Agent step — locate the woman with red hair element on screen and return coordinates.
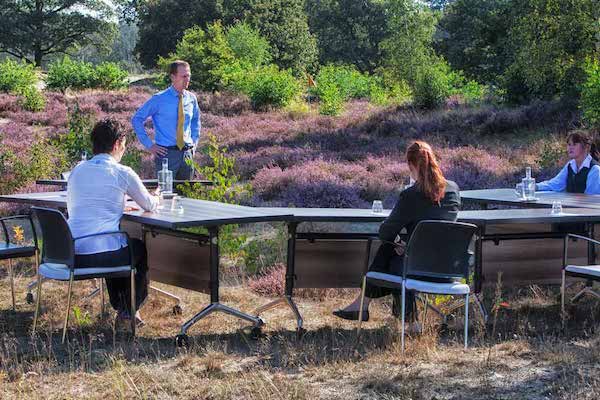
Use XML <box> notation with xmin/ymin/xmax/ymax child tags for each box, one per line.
<box><xmin>334</xmin><ymin>141</ymin><xmax>461</xmax><ymax>330</ymax></box>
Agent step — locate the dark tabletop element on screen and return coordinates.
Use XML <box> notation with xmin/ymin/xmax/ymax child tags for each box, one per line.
<box><xmin>461</xmin><ymin>188</ymin><xmax>600</xmax><ymax>209</ymax></box>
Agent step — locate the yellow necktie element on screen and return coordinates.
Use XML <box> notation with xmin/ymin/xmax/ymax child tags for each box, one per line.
<box><xmin>176</xmin><ymin>93</ymin><xmax>184</xmax><ymax>150</ymax></box>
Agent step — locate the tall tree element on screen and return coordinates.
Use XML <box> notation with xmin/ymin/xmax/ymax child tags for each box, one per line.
<box><xmin>0</xmin><ymin>0</ymin><xmax>116</xmax><ymax>67</ymax></box>
<box><xmin>306</xmin><ymin>0</ymin><xmax>388</xmax><ymax>73</ymax></box>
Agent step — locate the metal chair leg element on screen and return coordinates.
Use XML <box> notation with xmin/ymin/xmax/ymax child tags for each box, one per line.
<box><xmin>100</xmin><ymin>278</ymin><xmax>105</xmax><ymax>317</ymax></box>
<box><xmin>561</xmin><ymin>270</ymin><xmax>566</xmax><ymax>324</ymax></box>
<box><xmin>32</xmin><ymin>272</ymin><xmax>42</xmax><ymax>333</ymax></box>
<box><xmin>357</xmin><ymin>277</ymin><xmax>367</xmax><ymax>338</ymax></box>
<box><xmin>8</xmin><ymin>259</ymin><xmax>15</xmax><ymax>311</ymax></box>
<box><xmin>62</xmin><ymin>272</ymin><xmax>74</xmax><ymax>343</ymax></box>
<box><xmin>401</xmin><ymin>282</ymin><xmax>406</xmax><ymax>353</ymax></box>
<box><xmin>464</xmin><ymin>293</ymin><xmax>469</xmax><ymax>349</ymax></box>
<box><xmin>130</xmin><ymin>269</ymin><xmax>136</xmax><ymax>338</ymax></box>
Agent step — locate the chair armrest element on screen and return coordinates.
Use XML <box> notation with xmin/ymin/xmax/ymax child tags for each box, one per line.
<box><xmin>0</xmin><ymin>215</ymin><xmax>32</xmax><ymax>222</ymax></box>
<box><xmin>567</xmin><ymin>233</ymin><xmax>600</xmax><ymax>247</ymax></box>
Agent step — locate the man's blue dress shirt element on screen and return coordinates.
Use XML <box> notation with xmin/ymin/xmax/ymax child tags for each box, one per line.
<box><xmin>131</xmin><ymin>86</ymin><xmax>201</xmax><ymax>149</ymax></box>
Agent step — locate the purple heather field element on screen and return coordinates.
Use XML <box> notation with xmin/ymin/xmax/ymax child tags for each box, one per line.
<box><xmin>0</xmin><ymin>88</ymin><xmax>573</xmax><ymax>210</ymax></box>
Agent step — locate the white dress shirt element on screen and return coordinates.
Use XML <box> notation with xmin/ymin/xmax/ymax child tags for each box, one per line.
<box><xmin>537</xmin><ymin>154</ymin><xmax>600</xmax><ymax>194</ymax></box>
<box><xmin>67</xmin><ymin>154</ymin><xmax>158</xmax><ymax>254</ymax></box>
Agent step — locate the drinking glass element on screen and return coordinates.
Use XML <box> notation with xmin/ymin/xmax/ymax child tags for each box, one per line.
<box><xmin>551</xmin><ymin>201</ymin><xmax>562</xmax><ymax>215</ymax></box>
<box><xmin>372</xmin><ymin>200</ymin><xmax>383</xmax><ymax>213</ymax></box>
<box><xmin>171</xmin><ymin>195</ymin><xmax>184</xmax><ymax>214</ymax></box>
<box><xmin>514</xmin><ymin>183</ymin><xmax>524</xmax><ymax>199</ymax></box>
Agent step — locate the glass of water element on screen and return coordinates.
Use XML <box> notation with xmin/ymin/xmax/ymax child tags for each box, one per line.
<box><xmin>372</xmin><ymin>200</ymin><xmax>383</xmax><ymax>213</ymax></box>
<box><xmin>551</xmin><ymin>201</ymin><xmax>562</xmax><ymax>215</ymax></box>
<box><xmin>171</xmin><ymin>195</ymin><xmax>184</xmax><ymax>214</ymax></box>
<box><xmin>515</xmin><ymin>183</ymin><xmax>524</xmax><ymax>199</ymax></box>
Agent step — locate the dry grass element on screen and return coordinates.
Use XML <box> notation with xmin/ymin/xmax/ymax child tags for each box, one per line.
<box><xmin>1</xmin><ymin>257</ymin><xmax>600</xmax><ymax>399</ymax></box>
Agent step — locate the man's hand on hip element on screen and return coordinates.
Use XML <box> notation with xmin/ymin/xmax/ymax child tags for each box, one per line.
<box><xmin>149</xmin><ymin>144</ymin><xmax>168</xmax><ymax>157</ymax></box>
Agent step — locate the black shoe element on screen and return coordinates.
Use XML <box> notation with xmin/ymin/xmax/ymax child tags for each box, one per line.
<box><xmin>333</xmin><ymin>309</ymin><xmax>369</xmax><ymax>321</ymax></box>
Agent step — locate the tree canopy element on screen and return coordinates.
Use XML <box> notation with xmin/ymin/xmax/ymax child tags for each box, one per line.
<box><xmin>0</xmin><ymin>0</ymin><xmax>117</xmax><ymax>67</ymax></box>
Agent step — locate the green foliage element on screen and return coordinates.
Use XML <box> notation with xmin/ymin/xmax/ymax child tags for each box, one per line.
<box><xmin>242</xmin><ymin>227</ymin><xmax>287</xmax><ymax>275</ymax></box>
<box><xmin>0</xmin><ymin>59</ymin><xmax>38</xmax><ymax>93</ymax></box>
<box><xmin>244</xmin><ymin>0</ymin><xmax>319</xmax><ymax>75</ymax></box>
<box><xmin>0</xmin><ymin>133</ymin><xmax>65</xmax><ymax>195</ymax></box>
<box><xmin>179</xmin><ymin>133</ymin><xmax>252</xmax><ymax>259</ymax></box>
<box><xmin>581</xmin><ymin>58</ymin><xmax>600</xmax><ymax>130</ymax></box>
<box><xmin>380</xmin><ymin>0</ymin><xmax>438</xmax><ymax>85</ymax></box>
<box><xmin>46</xmin><ymin>57</ymin><xmax>96</xmax><ymax>91</ymax></box>
<box><xmin>47</xmin><ymin>57</ymin><xmax>128</xmax><ymax>91</ymax></box>
<box><xmin>413</xmin><ymin>63</ymin><xmax>452</xmax><ymax>109</ymax></box>
<box><xmin>158</xmin><ymin>22</ymin><xmax>235</xmax><ymax>91</ymax></box>
<box><xmin>226</xmin><ymin>22</ymin><xmax>272</xmax><ymax>67</ymax></box>
<box><xmin>94</xmin><ymin>62</ymin><xmax>128</xmax><ymax>89</ymax></box>
<box><xmin>16</xmin><ymin>85</ymin><xmax>46</xmax><ymax>112</ymax></box>
<box><xmin>72</xmin><ymin>306</ymin><xmax>92</xmax><ymax>327</ymax></box>
<box><xmin>244</xmin><ymin>65</ymin><xmax>301</xmax><ymax>110</ymax></box>
<box><xmin>306</xmin><ymin>0</ymin><xmax>389</xmax><ymax>73</ymax></box>
<box><xmin>52</xmin><ymin>103</ymin><xmax>94</xmax><ymax>167</ymax></box>
<box><xmin>0</xmin><ymin>0</ymin><xmax>116</xmax><ymax>66</ymax></box>
<box><xmin>537</xmin><ymin>136</ymin><xmax>564</xmax><ymax>170</ymax></box>
<box><xmin>318</xmin><ymin>81</ymin><xmax>344</xmax><ymax>115</ymax></box>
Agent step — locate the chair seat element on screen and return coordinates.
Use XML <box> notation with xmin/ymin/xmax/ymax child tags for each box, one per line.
<box><xmin>565</xmin><ymin>265</ymin><xmax>600</xmax><ymax>278</ymax></box>
<box><xmin>405</xmin><ymin>278</ymin><xmax>470</xmax><ymax>295</ymax></box>
<box><xmin>39</xmin><ymin>263</ymin><xmax>132</xmax><ymax>281</ymax></box>
<box><xmin>0</xmin><ymin>243</ymin><xmax>36</xmax><ymax>259</ymax></box>
<box><xmin>366</xmin><ymin>271</ymin><xmax>470</xmax><ymax>295</ymax></box>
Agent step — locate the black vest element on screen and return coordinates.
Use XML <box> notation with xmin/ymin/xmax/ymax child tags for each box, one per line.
<box><xmin>566</xmin><ymin>159</ymin><xmax>599</xmax><ymax>193</ymax></box>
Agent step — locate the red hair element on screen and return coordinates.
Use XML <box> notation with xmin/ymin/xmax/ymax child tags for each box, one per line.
<box><xmin>406</xmin><ymin>141</ymin><xmax>446</xmax><ymax>203</ymax></box>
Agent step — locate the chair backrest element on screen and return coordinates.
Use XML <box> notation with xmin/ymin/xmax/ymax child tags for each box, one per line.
<box><xmin>31</xmin><ymin>207</ymin><xmax>75</xmax><ymax>267</ymax></box>
<box><xmin>403</xmin><ymin>220</ymin><xmax>477</xmax><ymax>282</ymax></box>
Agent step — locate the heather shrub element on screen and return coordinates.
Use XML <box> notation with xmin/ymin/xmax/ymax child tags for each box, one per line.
<box><xmin>248</xmin><ymin>264</ymin><xmax>286</xmax><ymax>297</ymax></box>
<box><xmin>93</xmin><ymin>62</ymin><xmax>128</xmax><ymax>90</ymax></box>
<box><xmin>46</xmin><ymin>56</ymin><xmax>96</xmax><ymax>91</ymax></box>
<box><xmin>581</xmin><ymin>57</ymin><xmax>600</xmax><ymax>130</ymax></box>
<box><xmin>0</xmin><ymin>59</ymin><xmax>38</xmax><ymax>93</ymax></box>
<box><xmin>537</xmin><ymin>136</ymin><xmax>565</xmax><ymax>170</ymax></box>
<box><xmin>198</xmin><ymin>91</ymin><xmax>252</xmax><ymax>116</ymax></box>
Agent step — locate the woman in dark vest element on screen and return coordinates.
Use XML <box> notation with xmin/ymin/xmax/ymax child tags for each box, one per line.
<box><xmin>333</xmin><ymin>141</ymin><xmax>461</xmax><ymax>331</ymax></box>
<box><xmin>537</xmin><ymin>131</ymin><xmax>600</xmax><ymax>194</ymax></box>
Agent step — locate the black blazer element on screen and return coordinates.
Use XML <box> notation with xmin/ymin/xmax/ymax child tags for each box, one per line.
<box><xmin>379</xmin><ymin>180</ymin><xmax>461</xmax><ymax>243</ymax></box>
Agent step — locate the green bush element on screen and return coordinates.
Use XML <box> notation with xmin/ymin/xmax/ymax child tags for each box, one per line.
<box><xmin>46</xmin><ymin>56</ymin><xmax>96</xmax><ymax>91</ymax></box>
<box><xmin>246</xmin><ymin>65</ymin><xmax>300</xmax><ymax>110</ymax></box>
<box><xmin>226</xmin><ymin>22</ymin><xmax>272</xmax><ymax>68</ymax></box>
<box><xmin>51</xmin><ymin>103</ymin><xmax>94</xmax><ymax>167</ymax></box>
<box><xmin>93</xmin><ymin>62</ymin><xmax>128</xmax><ymax>90</ymax></box>
<box><xmin>16</xmin><ymin>86</ymin><xmax>46</xmax><ymax>112</ymax></box>
<box><xmin>413</xmin><ymin>64</ymin><xmax>452</xmax><ymax>109</ymax></box>
<box><xmin>581</xmin><ymin>58</ymin><xmax>600</xmax><ymax>130</ymax></box>
<box><xmin>0</xmin><ymin>59</ymin><xmax>38</xmax><ymax>93</ymax></box>
<box><xmin>318</xmin><ymin>81</ymin><xmax>344</xmax><ymax>116</ymax></box>
<box><xmin>47</xmin><ymin>57</ymin><xmax>128</xmax><ymax>91</ymax></box>
<box><xmin>313</xmin><ymin>65</ymin><xmax>371</xmax><ymax>101</ymax></box>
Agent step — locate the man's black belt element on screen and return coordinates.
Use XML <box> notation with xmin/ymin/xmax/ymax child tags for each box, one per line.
<box><xmin>163</xmin><ymin>144</ymin><xmax>193</xmax><ymax>151</ymax></box>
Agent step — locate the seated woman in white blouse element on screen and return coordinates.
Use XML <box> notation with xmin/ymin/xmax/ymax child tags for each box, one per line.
<box><xmin>67</xmin><ymin>119</ymin><xmax>159</xmax><ymax>325</ymax></box>
<box><xmin>537</xmin><ymin>131</ymin><xmax>600</xmax><ymax>194</ymax></box>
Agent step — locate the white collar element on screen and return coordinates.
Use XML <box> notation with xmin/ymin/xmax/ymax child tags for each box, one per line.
<box><xmin>569</xmin><ymin>154</ymin><xmax>593</xmax><ymax>173</ymax></box>
<box><xmin>91</xmin><ymin>153</ymin><xmax>117</xmax><ymax>164</ymax></box>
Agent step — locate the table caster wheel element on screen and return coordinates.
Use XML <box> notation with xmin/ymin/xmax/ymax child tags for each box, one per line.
<box><xmin>26</xmin><ymin>293</ymin><xmax>34</xmax><ymax>304</ymax></box>
<box><xmin>175</xmin><ymin>334</ymin><xmax>190</xmax><ymax>347</ymax></box>
<box><xmin>249</xmin><ymin>326</ymin><xmax>263</xmax><ymax>340</ymax></box>
<box><xmin>172</xmin><ymin>305</ymin><xmax>183</xmax><ymax>315</ymax></box>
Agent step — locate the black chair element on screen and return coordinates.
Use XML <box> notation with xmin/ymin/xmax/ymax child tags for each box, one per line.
<box><xmin>31</xmin><ymin>207</ymin><xmax>136</xmax><ymax>342</ymax></box>
<box><xmin>561</xmin><ymin>233</ymin><xmax>600</xmax><ymax>319</ymax></box>
<box><xmin>0</xmin><ymin>214</ymin><xmax>39</xmax><ymax>311</ymax></box>
<box><xmin>357</xmin><ymin>220</ymin><xmax>478</xmax><ymax>351</ymax></box>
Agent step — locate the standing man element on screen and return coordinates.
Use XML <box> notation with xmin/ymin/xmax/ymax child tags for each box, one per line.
<box><xmin>132</xmin><ymin>60</ymin><xmax>201</xmax><ymax>179</ymax></box>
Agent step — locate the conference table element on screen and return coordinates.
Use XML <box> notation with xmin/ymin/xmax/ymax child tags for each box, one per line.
<box><xmin>254</xmin><ymin>206</ymin><xmax>600</xmax><ymax>330</ymax></box>
<box><xmin>4</xmin><ymin>190</ymin><xmax>600</xmax><ymax>339</ymax></box>
<box><xmin>461</xmin><ymin>188</ymin><xmax>600</xmax><ymax>209</ymax></box>
<box><xmin>0</xmin><ymin>191</ymin><xmax>293</xmax><ymax>345</ymax></box>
